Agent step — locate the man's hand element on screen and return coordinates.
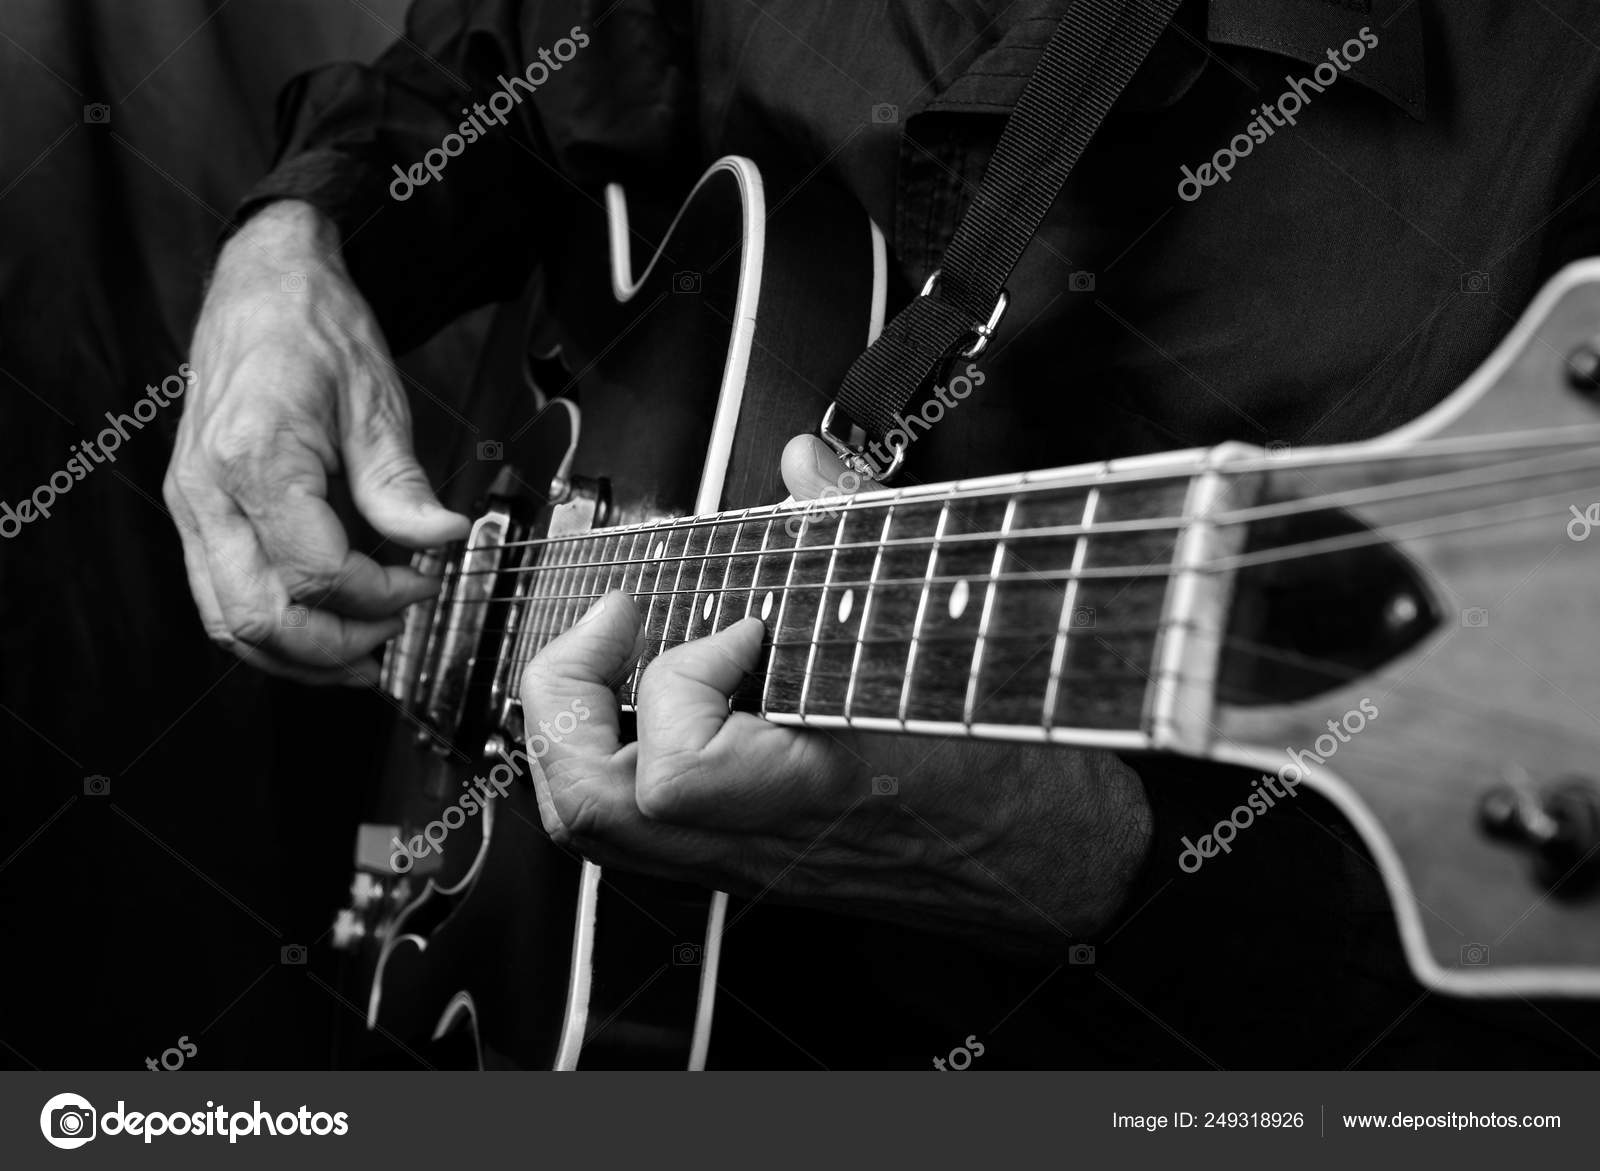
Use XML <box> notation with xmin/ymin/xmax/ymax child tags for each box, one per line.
<box><xmin>518</xmin><ymin>436</ymin><xmax>1153</xmax><ymax>949</ymax></box>
<box><xmin>164</xmin><ymin>201</ymin><xmax>470</xmax><ymax>684</ymax></box>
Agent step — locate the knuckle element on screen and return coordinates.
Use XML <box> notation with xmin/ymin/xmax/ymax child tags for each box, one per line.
<box><xmin>544</xmin><ymin>765</ymin><xmax>608</xmax><ymax>848</ymax></box>
<box><xmin>278</xmin><ymin>556</ymin><xmax>344</xmax><ymax>602</ymax></box>
<box><xmin>518</xmin><ymin>660</ymin><xmax>559</xmax><ymax>710</ymax></box>
<box><xmin>218</xmin><ymin>606</ymin><xmax>279</xmax><ymax>649</ymax></box>
<box><xmin>634</xmin><ymin>745</ymin><xmax>705</xmax><ymax>821</ymax></box>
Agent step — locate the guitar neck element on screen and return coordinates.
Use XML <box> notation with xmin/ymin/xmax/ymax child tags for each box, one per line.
<box><xmin>498</xmin><ymin>449</ymin><xmax>1243</xmax><ymax>750</ymax></box>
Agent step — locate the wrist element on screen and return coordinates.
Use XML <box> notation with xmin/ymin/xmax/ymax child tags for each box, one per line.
<box><xmin>221</xmin><ymin>200</ymin><xmax>343</xmax><ymax>272</ymax></box>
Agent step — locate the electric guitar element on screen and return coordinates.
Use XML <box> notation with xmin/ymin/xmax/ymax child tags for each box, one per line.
<box><xmin>328</xmin><ymin>156</ymin><xmax>1600</xmax><ymax>1070</ymax></box>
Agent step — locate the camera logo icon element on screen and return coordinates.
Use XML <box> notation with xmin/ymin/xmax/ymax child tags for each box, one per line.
<box><xmin>1460</xmin><ymin>942</ymin><xmax>1490</xmax><ymax>967</ymax></box>
<box><xmin>869</xmin><ymin>774</ymin><xmax>898</xmax><ymax>796</ymax></box>
<box><xmin>83</xmin><ymin>774</ymin><xmax>111</xmax><ymax>797</ymax></box>
<box><xmin>476</xmin><ymin>439</ymin><xmax>504</xmax><ymax>461</ymax></box>
<box><xmin>281</xmin><ymin>606</ymin><xmax>308</xmax><ymax>629</ymax></box>
<box><xmin>1265</xmin><ymin>440</ymin><xmax>1292</xmax><ymax>460</ymax></box>
<box><xmin>871</xmin><ymin>103</ymin><xmax>899</xmax><ymax>124</ymax></box>
<box><xmin>672</xmin><ymin>270</ymin><xmax>702</xmax><ymax>294</ymax></box>
<box><xmin>280</xmin><ymin>271</ymin><xmax>307</xmax><ymax>293</ymax></box>
<box><xmin>281</xmin><ymin>944</ymin><xmax>308</xmax><ymax>965</ymax></box>
<box><xmin>1068</xmin><ymin>270</ymin><xmax>1096</xmax><ymax>293</ymax></box>
<box><xmin>1068</xmin><ymin>943</ymin><xmax>1096</xmax><ymax>965</ymax></box>
<box><xmin>1461</xmin><ymin>607</ymin><xmax>1490</xmax><ymax>628</ymax></box>
<box><xmin>40</xmin><ymin>1092</ymin><xmax>97</xmax><ymax>1149</ymax></box>
<box><xmin>1070</xmin><ymin>606</ymin><xmax>1096</xmax><ymax>629</ymax></box>
<box><xmin>1461</xmin><ymin>271</ymin><xmax>1491</xmax><ymax>294</ymax></box>
<box><xmin>672</xmin><ymin>942</ymin><xmax>701</xmax><ymax>966</ymax></box>
<box><xmin>83</xmin><ymin>103</ymin><xmax>110</xmax><ymax>124</ymax></box>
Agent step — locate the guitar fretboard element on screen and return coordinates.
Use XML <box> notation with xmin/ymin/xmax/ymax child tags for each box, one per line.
<box><xmin>493</xmin><ymin>469</ymin><xmax>1200</xmax><ymax>738</ymax></box>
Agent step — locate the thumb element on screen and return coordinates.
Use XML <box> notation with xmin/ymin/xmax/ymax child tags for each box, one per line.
<box><xmin>780</xmin><ymin>433</ymin><xmax>880</xmax><ymax>502</ymax></box>
<box><xmin>343</xmin><ymin>375</ymin><xmax>471</xmax><ymax>548</ymax></box>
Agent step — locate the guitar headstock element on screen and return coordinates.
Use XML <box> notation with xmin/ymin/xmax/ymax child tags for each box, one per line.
<box><xmin>1203</xmin><ymin>259</ymin><xmax>1600</xmax><ymax>995</ymax></box>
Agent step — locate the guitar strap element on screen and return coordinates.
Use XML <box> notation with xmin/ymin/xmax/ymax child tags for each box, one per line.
<box><xmin>824</xmin><ymin>0</ymin><xmax>1186</xmax><ymax>480</ymax></box>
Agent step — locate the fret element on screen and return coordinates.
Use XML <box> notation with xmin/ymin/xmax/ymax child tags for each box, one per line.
<box><xmin>617</xmin><ymin>527</ymin><xmax>647</xmax><ymax>598</ymax></box>
<box><xmin>665</xmin><ymin>521</ymin><xmax>713</xmax><ymax>652</ymax></box>
<box><xmin>590</xmin><ymin>531</ymin><xmax>622</xmax><ymax>610</ymax></box>
<box><xmin>1043</xmin><ymin>487</ymin><xmax>1099</xmax><ymax>728</ymax></box>
<box><xmin>897</xmin><ymin>499</ymin><xmax>950</xmax><ymax>723</ymax></box>
<box><xmin>756</xmin><ymin>513</ymin><xmax>807</xmax><ymax>712</ymax></box>
<box><xmin>1050</xmin><ymin>477</ymin><xmax>1189</xmax><ymax>729</ymax></box>
<box><xmin>592</xmin><ymin>531</ymin><xmax>623</xmax><ymax>601</ymax></box>
<box><xmin>708</xmin><ymin>513</ymin><xmax>746</xmax><ymax>633</ymax></box>
<box><xmin>683</xmin><ymin>519</ymin><xmax>725</xmax><ymax>644</ymax></box>
<box><xmin>575</xmin><ymin>533</ymin><xmax>608</xmax><ymax>628</ymax></box>
<box><xmin>962</xmin><ymin>494</ymin><xmax>1018</xmax><ymax>726</ymax></box>
<box><xmin>800</xmin><ymin>501</ymin><xmax>887</xmax><ymax>719</ymax></box>
<box><xmin>526</xmin><ymin>533</ymin><xmax>565</xmax><ymax>658</ymax></box>
<box><xmin>843</xmin><ymin>505</ymin><xmax>895</xmax><ymax>720</ymax></box>
<box><xmin>901</xmin><ymin>494</ymin><xmax>1012</xmax><ymax>722</ymax></box>
<box><xmin>959</xmin><ymin>486</ymin><xmax>1094</xmax><ymax>726</ymax></box>
<box><xmin>549</xmin><ymin>533</ymin><xmax>585</xmax><ymax>645</ymax></box>
<box><xmin>724</xmin><ymin>514</ymin><xmax>780</xmax><ymax>710</ymax></box>
<box><xmin>840</xmin><ymin>499</ymin><xmax>942</xmax><ymax>721</ymax></box>
<box><xmin>629</xmin><ymin>521</ymin><xmax>676</xmax><ymax>699</ymax></box>
<box><xmin>742</xmin><ymin>514</ymin><xmax>779</xmax><ymax>621</ymax></box>
<box><xmin>797</xmin><ymin>508</ymin><xmax>852</xmax><ymax>717</ymax></box>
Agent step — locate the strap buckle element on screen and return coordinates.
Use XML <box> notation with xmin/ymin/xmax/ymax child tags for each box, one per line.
<box><xmin>819</xmin><ymin>401</ymin><xmax>906</xmax><ymax>482</ymax></box>
<box><xmin>920</xmin><ymin>267</ymin><xmax>1009</xmax><ymax>359</ymax></box>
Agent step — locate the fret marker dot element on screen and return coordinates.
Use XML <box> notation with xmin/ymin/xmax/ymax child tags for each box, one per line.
<box><xmin>653</xmin><ymin>540</ymin><xmax>666</xmax><ymax>559</ymax></box>
<box><xmin>837</xmin><ymin>589</ymin><xmax>854</xmax><ymax>624</ymax></box>
<box><xmin>948</xmin><ymin>579</ymin><xmax>970</xmax><ymax>620</ymax></box>
<box><xmin>761</xmin><ymin>591</ymin><xmax>775</xmax><ymax>620</ymax></box>
<box><xmin>702</xmin><ymin>594</ymin><xmax>714</xmax><ymax>622</ymax></box>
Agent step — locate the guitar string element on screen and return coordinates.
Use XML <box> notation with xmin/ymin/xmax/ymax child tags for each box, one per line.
<box><xmin>462</xmin><ymin>424</ymin><xmax>1600</xmax><ymax>560</ymax></box>
<box><xmin>433</xmin><ymin>479</ymin><xmax>1599</xmax><ymax>627</ymax></box>
<box><xmin>435</xmin><ymin>438</ymin><xmax>1600</xmax><ymax>586</ymax></box>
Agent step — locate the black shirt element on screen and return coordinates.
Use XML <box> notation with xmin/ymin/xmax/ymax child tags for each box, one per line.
<box><xmin>240</xmin><ymin>0</ymin><xmax>1600</xmax><ymax>1067</ymax></box>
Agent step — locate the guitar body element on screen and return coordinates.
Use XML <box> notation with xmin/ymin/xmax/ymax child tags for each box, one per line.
<box><xmin>336</xmin><ymin>159</ymin><xmax>884</xmax><ymax>1068</ymax></box>
<box><xmin>334</xmin><ymin>155</ymin><xmax>1600</xmax><ymax>1071</ymax></box>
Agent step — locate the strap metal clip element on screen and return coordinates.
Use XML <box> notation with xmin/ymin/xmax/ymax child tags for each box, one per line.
<box><xmin>819</xmin><ymin>401</ymin><xmax>906</xmax><ymax>483</ymax></box>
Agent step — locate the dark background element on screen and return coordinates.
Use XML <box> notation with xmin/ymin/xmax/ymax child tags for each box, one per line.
<box><xmin>0</xmin><ymin>0</ymin><xmax>489</xmax><ymax>1071</ymax></box>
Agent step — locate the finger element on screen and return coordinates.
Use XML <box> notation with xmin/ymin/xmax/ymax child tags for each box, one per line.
<box><xmin>635</xmin><ymin>617</ymin><xmax>861</xmax><ymax>830</ymax></box>
<box><xmin>250</xmin><ymin>483</ymin><xmax>447</xmax><ymax>619</ymax></box>
<box><xmin>780</xmin><ymin>433</ymin><xmax>879</xmax><ymax>502</ymax></box>
<box><xmin>517</xmin><ymin>590</ymin><xmax>641</xmax><ymax>843</ymax></box>
<box><xmin>519</xmin><ymin>590</ymin><xmax>642</xmax><ymax>767</ymax></box>
<box><xmin>198</xmin><ymin>498</ymin><xmax>405</xmax><ymax>670</ymax></box>
<box><xmin>516</xmin><ymin>592</ymin><xmax>761</xmax><ymax>879</ymax></box>
<box><xmin>172</xmin><ymin>501</ymin><xmax>373</xmax><ymax>684</ymax></box>
<box><xmin>343</xmin><ymin>366</ymin><xmax>471</xmax><ymax>549</ymax></box>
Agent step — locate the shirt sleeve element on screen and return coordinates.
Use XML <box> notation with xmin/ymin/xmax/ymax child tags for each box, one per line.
<box><xmin>236</xmin><ymin>0</ymin><xmax>697</xmax><ymax>353</ymax></box>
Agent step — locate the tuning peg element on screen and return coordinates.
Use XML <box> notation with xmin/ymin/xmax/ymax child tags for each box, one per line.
<box><xmin>1480</xmin><ymin>773</ymin><xmax>1600</xmax><ymax>896</ymax></box>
